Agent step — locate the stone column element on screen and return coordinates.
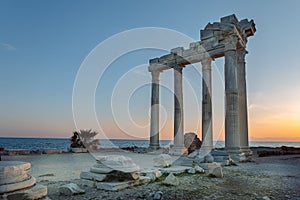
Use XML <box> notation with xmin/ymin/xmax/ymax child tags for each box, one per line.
<box><xmin>170</xmin><ymin>65</ymin><xmax>187</xmax><ymax>155</ymax></box>
<box><xmin>237</xmin><ymin>49</ymin><xmax>250</xmax><ymax>152</ymax></box>
<box><xmin>224</xmin><ymin>37</ymin><xmax>241</xmax><ymax>154</ymax></box>
<box><xmin>201</xmin><ymin>58</ymin><xmax>213</xmax><ymax>151</ymax></box>
<box><xmin>149</xmin><ymin>70</ymin><xmax>160</xmax><ymax>150</ymax></box>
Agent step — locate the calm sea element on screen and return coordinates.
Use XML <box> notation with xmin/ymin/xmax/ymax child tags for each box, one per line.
<box><xmin>0</xmin><ymin>137</ymin><xmax>299</xmax><ymax>151</ymax></box>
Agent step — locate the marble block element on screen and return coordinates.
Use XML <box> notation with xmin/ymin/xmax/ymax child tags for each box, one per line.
<box><xmin>0</xmin><ymin>175</ymin><xmax>36</xmax><ymax>194</ymax></box>
<box><xmin>95</xmin><ymin>155</ymin><xmax>139</xmax><ymax>173</ymax></box>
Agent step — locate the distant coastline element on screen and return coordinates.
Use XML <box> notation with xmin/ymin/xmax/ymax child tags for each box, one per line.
<box><xmin>0</xmin><ymin>137</ymin><xmax>300</xmax><ymax>152</ymax></box>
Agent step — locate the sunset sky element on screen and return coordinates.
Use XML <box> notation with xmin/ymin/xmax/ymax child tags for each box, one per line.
<box><xmin>0</xmin><ymin>0</ymin><xmax>299</xmax><ymax>142</ymax></box>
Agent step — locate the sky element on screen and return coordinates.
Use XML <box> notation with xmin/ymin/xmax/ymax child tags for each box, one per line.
<box><xmin>0</xmin><ymin>0</ymin><xmax>299</xmax><ymax>142</ymax></box>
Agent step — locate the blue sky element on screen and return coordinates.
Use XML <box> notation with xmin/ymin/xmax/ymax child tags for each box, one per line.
<box><xmin>1</xmin><ymin>1</ymin><xmax>300</xmax><ymax>140</ymax></box>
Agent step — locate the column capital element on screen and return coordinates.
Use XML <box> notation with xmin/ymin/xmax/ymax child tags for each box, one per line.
<box><xmin>224</xmin><ymin>35</ymin><xmax>239</xmax><ymax>52</ymax></box>
<box><xmin>237</xmin><ymin>49</ymin><xmax>248</xmax><ymax>63</ymax></box>
<box><xmin>173</xmin><ymin>65</ymin><xmax>184</xmax><ymax>71</ymax></box>
<box><xmin>201</xmin><ymin>57</ymin><xmax>213</xmax><ymax>70</ymax></box>
<box><xmin>151</xmin><ymin>70</ymin><xmax>161</xmax><ymax>82</ymax></box>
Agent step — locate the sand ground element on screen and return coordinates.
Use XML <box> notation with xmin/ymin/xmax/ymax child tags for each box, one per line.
<box><xmin>2</xmin><ymin>149</ymin><xmax>300</xmax><ymax>200</ymax></box>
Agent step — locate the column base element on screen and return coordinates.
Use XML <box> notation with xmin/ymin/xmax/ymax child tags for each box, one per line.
<box><xmin>148</xmin><ymin>145</ymin><xmax>160</xmax><ymax>152</ymax></box>
<box><xmin>226</xmin><ymin>147</ymin><xmax>252</xmax><ymax>162</ymax></box>
<box><xmin>169</xmin><ymin>146</ymin><xmax>187</xmax><ymax>156</ymax></box>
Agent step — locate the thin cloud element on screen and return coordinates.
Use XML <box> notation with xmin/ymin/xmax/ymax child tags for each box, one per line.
<box><xmin>0</xmin><ymin>43</ymin><xmax>16</xmax><ymax>51</ymax></box>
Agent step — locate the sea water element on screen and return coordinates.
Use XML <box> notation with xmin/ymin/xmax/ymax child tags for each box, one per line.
<box><xmin>0</xmin><ymin>137</ymin><xmax>299</xmax><ymax>151</ymax></box>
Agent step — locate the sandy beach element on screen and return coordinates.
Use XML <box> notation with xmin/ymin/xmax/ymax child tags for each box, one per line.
<box><xmin>1</xmin><ymin>148</ymin><xmax>300</xmax><ymax>200</ymax></box>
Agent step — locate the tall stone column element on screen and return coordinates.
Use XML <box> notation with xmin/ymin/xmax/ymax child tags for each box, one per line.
<box><xmin>170</xmin><ymin>65</ymin><xmax>187</xmax><ymax>155</ymax></box>
<box><xmin>224</xmin><ymin>37</ymin><xmax>241</xmax><ymax>154</ymax></box>
<box><xmin>201</xmin><ymin>58</ymin><xmax>213</xmax><ymax>151</ymax></box>
<box><xmin>149</xmin><ymin>70</ymin><xmax>160</xmax><ymax>150</ymax></box>
<box><xmin>237</xmin><ymin>49</ymin><xmax>250</xmax><ymax>152</ymax></box>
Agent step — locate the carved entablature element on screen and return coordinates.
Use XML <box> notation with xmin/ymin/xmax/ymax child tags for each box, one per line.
<box><xmin>148</xmin><ymin>14</ymin><xmax>256</xmax><ymax>71</ymax></box>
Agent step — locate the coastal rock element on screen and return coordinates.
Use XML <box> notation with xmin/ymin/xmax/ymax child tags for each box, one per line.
<box><xmin>208</xmin><ymin>164</ymin><xmax>223</xmax><ymax>178</ymax></box>
<box><xmin>70</xmin><ymin>148</ymin><xmax>88</xmax><ymax>153</ymax></box>
<box><xmin>59</xmin><ymin>183</ymin><xmax>85</xmax><ymax>196</ymax></box>
<box><xmin>0</xmin><ymin>175</ymin><xmax>36</xmax><ymax>194</ymax></box>
<box><xmin>162</xmin><ymin>173</ymin><xmax>179</xmax><ymax>186</ymax></box>
<box><xmin>43</xmin><ymin>149</ymin><xmax>62</xmax><ymax>154</ymax></box>
<box><xmin>153</xmin><ymin>154</ymin><xmax>172</xmax><ymax>168</ymax></box>
<box><xmin>6</xmin><ymin>150</ymin><xmax>31</xmax><ymax>156</ymax></box>
<box><xmin>95</xmin><ymin>155</ymin><xmax>140</xmax><ymax>173</ymax></box>
<box><xmin>6</xmin><ymin>184</ymin><xmax>47</xmax><ymax>200</ymax></box>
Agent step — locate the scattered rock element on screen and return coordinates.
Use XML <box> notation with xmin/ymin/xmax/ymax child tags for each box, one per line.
<box><xmin>187</xmin><ymin>168</ymin><xmax>195</xmax><ymax>174</ymax></box>
<box><xmin>43</xmin><ymin>149</ymin><xmax>62</xmax><ymax>154</ymax></box>
<box><xmin>194</xmin><ymin>165</ymin><xmax>205</xmax><ymax>174</ymax></box>
<box><xmin>208</xmin><ymin>164</ymin><xmax>223</xmax><ymax>178</ymax></box>
<box><xmin>6</xmin><ymin>184</ymin><xmax>47</xmax><ymax>200</ymax></box>
<box><xmin>162</xmin><ymin>173</ymin><xmax>179</xmax><ymax>186</ymax></box>
<box><xmin>59</xmin><ymin>183</ymin><xmax>85</xmax><ymax>196</ymax></box>
<box><xmin>80</xmin><ymin>171</ymin><xmax>107</xmax><ymax>182</ymax></box>
<box><xmin>184</xmin><ymin>132</ymin><xmax>202</xmax><ymax>154</ymax></box>
<box><xmin>153</xmin><ymin>154</ymin><xmax>172</xmax><ymax>168</ymax></box>
<box><xmin>96</xmin><ymin>176</ymin><xmax>150</xmax><ymax>191</ymax></box>
<box><xmin>142</xmin><ymin>169</ymin><xmax>162</xmax><ymax>181</ymax></box>
<box><xmin>153</xmin><ymin>191</ymin><xmax>163</xmax><ymax>200</ymax></box>
<box><xmin>159</xmin><ymin>166</ymin><xmax>192</xmax><ymax>175</ymax></box>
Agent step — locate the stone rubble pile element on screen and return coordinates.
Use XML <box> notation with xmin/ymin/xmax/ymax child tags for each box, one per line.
<box><xmin>0</xmin><ymin>161</ymin><xmax>47</xmax><ymax>199</ymax></box>
<box><xmin>80</xmin><ymin>155</ymin><xmax>150</xmax><ymax>191</ymax></box>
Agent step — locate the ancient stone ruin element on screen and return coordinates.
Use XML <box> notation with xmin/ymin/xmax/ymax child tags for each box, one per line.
<box><xmin>80</xmin><ymin>155</ymin><xmax>150</xmax><ymax>191</ymax></box>
<box><xmin>148</xmin><ymin>14</ymin><xmax>256</xmax><ymax>160</ymax></box>
<box><xmin>0</xmin><ymin>161</ymin><xmax>47</xmax><ymax>199</ymax></box>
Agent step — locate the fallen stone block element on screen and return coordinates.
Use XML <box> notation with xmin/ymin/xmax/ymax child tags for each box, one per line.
<box><xmin>0</xmin><ymin>175</ymin><xmax>36</xmax><ymax>194</ymax></box>
<box><xmin>95</xmin><ymin>155</ymin><xmax>139</xmax><ymax>173</ymax></box>
<box><xmin>194</xmin><ymin>165</ymin><xmax>205</xmax><ymax>174</ymax></box>
<box><xmin>159</xmin><ymin>166</ymin><xmax>192</xmax><ymax>175</ymax></box>
<box><xmin>162</xmin><ymin>173</ymin><xmax>179</xmax><ymax>186</ymax></box>
<box><xmin>59</xmin><ymin>183</ymin><xmax>85</xmax><ymax>196</ymax></box>
<box><xmin>6</xmin><ymin>184</ymin><xmax>47</xmax><ymax>200</ymax></box>
<box><xmin>80</xmin><ymin>171</ymin><xmax>106</xmax><ymax>182</ymax></box>
<box><xmin>96</xmin><ymin>176</ymin><xmax>150</xmax><ymax>191</ymax></box>
<box><xmin>208</xmin><ymin>164</ymin><xmax>223</xmax><ymax>178</ymax></box>
<box><xmin>153</xmin><ymin>154</ymin><xmax>172</xmax><ymax>168</ymax></box>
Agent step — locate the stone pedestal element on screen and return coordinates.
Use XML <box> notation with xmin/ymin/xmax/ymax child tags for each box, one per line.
<box><xmin>0</xmin><ymin>161</ymin><xmax>47</xmax><ymax>199</ymax></box>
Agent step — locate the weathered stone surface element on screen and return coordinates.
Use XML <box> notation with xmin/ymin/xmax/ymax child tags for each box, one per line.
<box><xmin>0</xmin><ymin>173</ymin><xmax>29</xmax><ymax>185</ymax></box>
<box><xmin>0</xmin><ymin>161</ymin><xmax>30</xmax><ymax>176</ymax></box>
<box><xmin>159</xmin><ymin>166</ymin><xmax>192</xmax><ymax>175</ymax></box>
<box><xmin>162</xmin><ymin>173</ymin><xmax>179</xmax><ymax>186</ymax></box>
<box><xmin>199</xmin><ymin>162</ymin><xmax>218</xmax><ymax>170</ymax></box>
<box><xmin>96</xmin><ymin>176</ymin><xmax>150</xmax><ymax>191</ymax></box>
<box><xmin>6</xmin><ymin>184</ymin><xmax>47</xmax><ymax>200</ymax></box>
<box><xmin>153</xmin><ymin>154</ymin><xmax>172</xmax><ymax>167</ymax></box>
<box><xmin>208</xmin><ymin>164</ymin><xmax>223</xmax><ymax>178</ymax></box>
<box><xmin>90</xmin><ymin>164</ymin><xmax>114</xmax><ymax>174</ymax></box>
<box><xmin>172</xmin><ymin>156</ymin><xmax>195</xmax><ymax>167</ymax></box>
<box><xmin>80</xmin><ymin>171</ymin><xmax>106</xmax><ymax>182</ymax></box>
<box><xmin>59</xmin><ymin>183</ymin><xmax>85</xmax><ymax>196</ymax></box>
<box><xmin>95</xmin><ymin>155</ymin><xmax>139</xmax><ymax>173</ymax></box>
<box><xmin>204</xmin><ymin>154</ymin><xmax>214</xmax><ymax>163</ymax></box>
<box><xmin>0</xmin><ymin>176</ymin><xmax>36</xmax><ymax>194</ymax></box>
<box><xmin>78</xmin><ymin>179</ymin><xmax>95</xmax><ymax>188</ymax></box>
